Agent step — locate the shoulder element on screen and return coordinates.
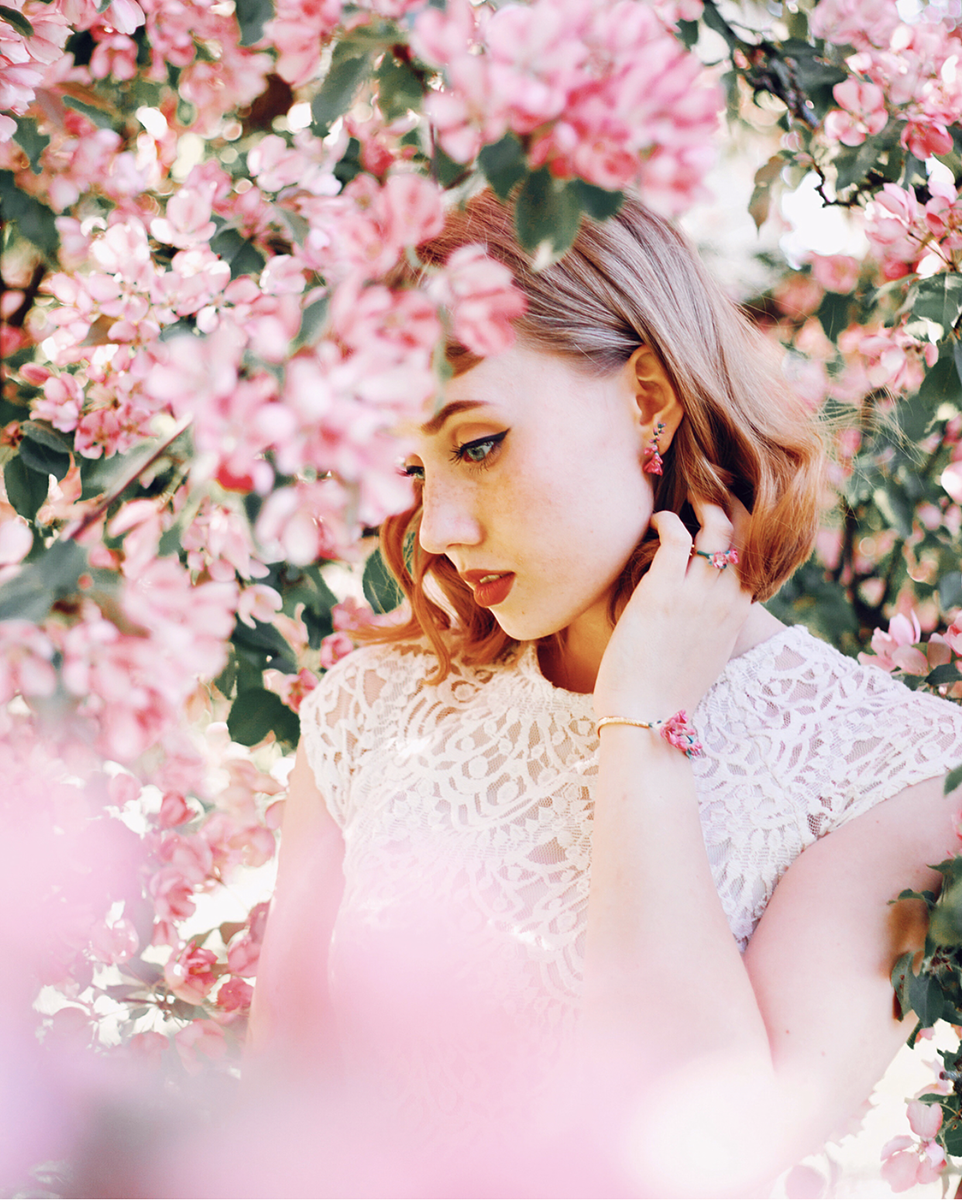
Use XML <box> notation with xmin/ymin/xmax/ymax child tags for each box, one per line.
<box><xmin>300</xmin><ymin>638</ymin><xmax>439</xmax><ymax>724</ymax></box>
<box><xmin>709</xmin><ymin>622</ymin><xmax>962</xmax><ymax>823</ymax></box>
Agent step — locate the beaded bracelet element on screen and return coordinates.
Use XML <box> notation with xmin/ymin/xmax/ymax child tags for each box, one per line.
<box><xmin>596</xmin><ymin>710</ymin><xmax>703</xmax><ymax>759</ymax></box>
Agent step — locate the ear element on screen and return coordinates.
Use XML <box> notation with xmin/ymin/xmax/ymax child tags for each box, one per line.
<box><xmin>625</xmin><ymin>345</ymin><xmax>683</xmax><ymax>447</ymax></box>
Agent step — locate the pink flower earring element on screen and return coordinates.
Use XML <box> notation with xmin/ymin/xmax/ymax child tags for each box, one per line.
<box><xmin>643</xmin><ymin>421</ymin><xmax>666</xmax><ymax>475</ymax></box>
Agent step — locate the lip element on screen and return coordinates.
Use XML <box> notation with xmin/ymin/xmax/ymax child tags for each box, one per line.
<box><xmin>460</xmin><ymin>570</ymin><xmax>516</xmax><ymax>608</ymax></box>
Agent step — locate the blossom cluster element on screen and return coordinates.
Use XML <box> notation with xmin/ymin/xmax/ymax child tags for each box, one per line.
<box><xmin>411</xmin><ymin>0</ymin><xmax>720</xmax><ymax>211</ymax></box>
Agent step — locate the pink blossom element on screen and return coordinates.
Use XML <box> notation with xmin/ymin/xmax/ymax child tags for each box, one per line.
<box><xmin>319</xmin><ymin>630</ymin><xmax>355</xmax><ymax>669</ymax></box>
<box><xmin>861</xmin><ymin>611</ymin><xmax>928</xmax><ymax>674</ymax></box>
<box><xmin>216</xmin><ymin>977</ymin><xmax>254</xmax><ymax>1012</ymax></box>
<box><xmin>332</xmin><ymin>596</ymin><xmax>379</xmax><ymax>632</ymax></box>
<box><xmin>810</xmin><ymin>0</ymin><xmax>901</xmax><ymax>50</ymax></box>
<box><xmin>129</xmin><ymin>1030</ymin><xmax>168</xmax><ymax>1065</ymax></box>
<box><xmin>0</xmin><ymin>620</ymin><xmax>57</xmax><ymax>703</ymax></box>
<box><xmin>907</xmin><ymin>1099</ymin><xmax>943</xmax><ymax>1141</ymax></box>
<box><xmin>824</xmin><ymin>79</ymin><xmax>887</xmax><ymax>147</ymax></box>
<box><xmin>89</xmin><ymin>917</ymin><xmax>139</xmax><ymax>964</ymax></box>
<box><xmin>175</xmin><ymin>1018</ymin><xmax>228</xmax><ymax>1074</ymax></box>
<box><xmin>226</xmin><ymin>935</ymin><xmax>260</xmax><ymax>977</ymax></box>
<box><xmin>148</xmin><ymin>865</ymin><xmax>196</xmax><ymax>926</ymax></box>
<box><xmin>0</xmin><ymin>517</ymin><xmax>32</xmax><ymax>569</ymax></box>
<box><xmin>237</xmin><ymin>584</ymin><xmax>283</xmax><ymax>627</ymax></box>
<box><xmin>809</xmin><ymin>254</ymin><xmax>860</xmax><ymax>294</ymax></box>
<box><xmin>903</xmin><ymin>119</ymin><xmax>953</xmax><ymax>161</ymax></box>
<box><xmin>942</xmin><ymin>462</ymin><xmax>962</xmax><ymax>505</ymax></box>
<box><xmin>33</xmin><ymin>372</ymin><xmax>84</xmax><ymax>432</ymax></box>
<box><xmin>430</xmin><ymin>244</ymin><xmax>527</xmax><ymax>356</ymax></box>
<box><xmin>165</xmin><ymin>942</ymin><xmax>219</xmax><ymax>1003</ymax></box>
<box><xmin>102</xmin><ymin>0</ymin><xmax>145</xmax><ymax>35</ymax></box>
<box><xmin>263</xmin><ymin>667</ymin><xmax>319</xmax><ymax>713</ymax></box>
<box><xmin>150</xmin><ymin>183</ymin><xmax>217</xmax><ymax>249</ymax></box>
<box><xmin>158</xmin><ymin>792</ymin><xmax>194</xmax><ymax>828</ymax></box>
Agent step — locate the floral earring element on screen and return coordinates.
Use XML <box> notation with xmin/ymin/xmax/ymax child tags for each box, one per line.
<box><xmin>643</xmin><ymin>421</ymin><xmax>666</xmax><ymax>475</ymax></box>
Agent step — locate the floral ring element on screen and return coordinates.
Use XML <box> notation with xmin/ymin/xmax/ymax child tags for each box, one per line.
<box><xmin>690</xmin><ymin>547</ymin><xmax>739</xmax><ymax>571</ymax></box>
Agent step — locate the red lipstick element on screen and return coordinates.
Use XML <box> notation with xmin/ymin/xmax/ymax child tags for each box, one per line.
<box><xmin>461</xmin><ymin>570</ymin><xmax>515</xmax><ymax>607</ymax></box>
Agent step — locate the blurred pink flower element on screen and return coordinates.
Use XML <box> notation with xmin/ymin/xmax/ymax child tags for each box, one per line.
<box><xmin>319</xmin><ymin>630</ymin><xmax>355</xmax><ymax>669</ymax></box>
<box><xmin>175</xmin><ymin>1018</ymin><xmax>228</xmax><ymax>1074</ymax></box>
<box><xmin>165</xmin><ymin>942</ymin><xmax>219</xmax><ymax>1004</ymax></box>
<box><xmin>809</xmin><ymin>254</ymin><xmax>860</xmax><ymax>294</ymax></box>
<box><xmin>430</xmin><ymin>244</ymin><xmax>526</xmax><ymax>356</ymax></box>
<box><xmin>861</xmin><ymin>611</ymin><xmax>928</xmax><ymax>674</ymax></box>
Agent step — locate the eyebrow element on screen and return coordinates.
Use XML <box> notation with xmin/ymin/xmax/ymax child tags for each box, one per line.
<box><xmin>420</xmin><ymin>400</ymin><xmax>489</xmax><ymax>436</ymax></box>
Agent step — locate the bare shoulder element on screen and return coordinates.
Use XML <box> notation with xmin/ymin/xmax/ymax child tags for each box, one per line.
<box><xmin>742</xmin><ymin>774</ymin><xmax>961</xmax><ymax>1134</ymax></box>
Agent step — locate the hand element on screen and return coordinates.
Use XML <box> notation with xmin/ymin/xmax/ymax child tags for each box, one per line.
<box><xmin>592</xmin><ymin>497</ymin><xmax>752</xmax><ymax>722</ymax></box>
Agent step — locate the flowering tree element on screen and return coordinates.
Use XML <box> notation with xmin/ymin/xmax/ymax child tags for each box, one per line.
<box><xmin>5</xmin><ymin>0</ymin><xmax>962</xmax><ymax>1191</ymax></box>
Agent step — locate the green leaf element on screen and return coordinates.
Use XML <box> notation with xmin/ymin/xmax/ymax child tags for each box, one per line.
<box><xmin>208</xmin><ymin>227</ymin><xmax>266</xmax><ymax>278</ymax></box>
<box><xmin>235</xmin><ymin>0</ymin><xmax>272</xmax><ymax>46</ymax></box>
<box><xmin>11</xmin><ymin>117</ymin><xmax>49</xmax><ymax>175</ymax></box>
<box><xmin>374</xmin><ymin>52</ymin><xmax>424</xmax><ymax>123</ymax></box>
<box><xmin>942</xmin><ymin>1111</ymin><xmax>962</xmax><ymax>1158</ymax></box>
<box><xmin>227</xmin><ymin>687</ymin><xmax>300</xmax><ymax>747</ymax></box>
<box><xmin>62</xmin><ymin>95</ymin><xmax>116</xmax><ymax>129</ymax></box>
<box><xmin>872</xmin><ymin>482</ymin><xmax>913</xmax><ymax>538</ymax></box>
<box><xmin>19</xmin><ymin>433</ymin><xmax>71</xmax><ymax>482</ymax></box>
<box><xmin>0</xmin><ymin>537</ymin><xmax>87</xmax><ymax>622</ymax></box>
<box><xmin>0</xmin><ymin>172</ymin><xmax>59</xmax><ymax>258</ymax></box>
<box><xmin>293</xmin><ymin>296</ymin><xmax>329</xmax><ymax>350</ymax></box>
<box><xmin>431</xmin><ymin>142</ymin><xmax>467</xmax><ymax>185</ymax></box>
<box><xmin>363</xmin><ymin>546</ymin><xmax>403</xmax><ymax>615</ymax></box>
<box><xmin>311</xmin><ymin>47</ymin><xmax>373</xmax><ymax>135</ymax></box>
<box><xmin>815</xmin><ymin>291</ymin><xmax>851</xmax><ymax>343</ymax></box>
<box><xmin>675</xmin><ymin>18</ymin><xmax>699</xmax><ymax>50</ymax></box>
<box><xmin>930</xmin><ymin>874</ymin><xmax>962</xmax><ymax>946</ymax></box>
<box><xmin>940</xmin><ymin>571</ymin><xmax>962</xmax><ymax>611</ymax></box>
<box><xmin>749</xmin><ymin>155</ymin><xmax>783</xmax><ymax>232</ymax></box>
<box><xmin>232</xmin><ymin>617</ymin><xmax>297</xmax><ymax>672</ymax></box>
<box><xmin>514</xmin><ymin>170</ymin><xmax>582</xmax><ymax>262</ymax></box>
<box><xmin>908</xmin><ymin>967</ymin><xmax>943</xmax><ymax>1027</ymax></box>
<box><xmin>905</xmin><ymin>275</ymin><xmax>962</xmax><ymax>343</ymax></box>
<box><xmin>700</xmin><ymin>0</ymin><xmax>741</xmax><ymax>51</ymax></box>
<box><xmin>945</xmin><ymin>762</ymin><xmax>962</xmax><ymax>795</ymax></box>
<box><xmin>3</xmin><ymin>455</ymin><xmax>49</xmax><ymax>522</ymax></box>
<box><xmin>834</xmin><ymin>138</ymin><xmax>884</xmax><ymax>193</ymax></box>
<box><xmin>569</xmin><ymin>180</ymin><xmax>624</xmax><ymax>222</ymax></box>
<box><xmin>0</xmin><ymin>5</ymin><xmax>34</xmax><ymax>35</ymax></box>
<box><xmin>478</xmin><ymin>134</ymin><xmax>527</xmax><ymax>201</ymax></box>
<box><xmin>926</xmin><ymin>663</ymin><xmax>961</xmax><ymax>687</ymax></box>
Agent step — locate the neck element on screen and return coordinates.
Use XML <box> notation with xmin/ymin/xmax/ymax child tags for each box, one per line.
<box><xmin>538</xmin><ymin>611</ymin><xmax>612</xmax><ymax>694</ymax></box>
<box><xmin>537</xmin><ymin>602</ymin><xmax>786</xmax><ymax>695</ymax></box>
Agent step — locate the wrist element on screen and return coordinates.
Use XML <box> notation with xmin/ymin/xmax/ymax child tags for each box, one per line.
<box><xmin>595</xmin><ymin>711</ymin><xmax>703</xmax><ymax>759</ymax></box>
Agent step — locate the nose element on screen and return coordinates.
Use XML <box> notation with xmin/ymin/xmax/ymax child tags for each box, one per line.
<box><xmin>418</xmin><ymin>476</ymin><xmax>483</xmax><ymax>555</ymax></box>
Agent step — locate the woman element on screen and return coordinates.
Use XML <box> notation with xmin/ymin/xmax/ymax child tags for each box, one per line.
<box><xmin>250</xmin><ymin>192</ymin><xmax>962</xmax><ymax>1196</ymax></box>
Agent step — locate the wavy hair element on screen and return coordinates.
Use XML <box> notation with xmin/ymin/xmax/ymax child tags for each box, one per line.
<box><xmin>369</xmin><ymin>189</ymin><xmax>826</xmax><ymax>681</ymax></box>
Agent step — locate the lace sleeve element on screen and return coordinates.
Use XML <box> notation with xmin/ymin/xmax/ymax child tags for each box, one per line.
<box><xmin>732</xmin><ymin>630</ymin><xmax>962</xmax><ymax>842</ymax></box>
<box><xmin>298</xmin><ymin>645</ymin><xmax>396</xmax><ymax>829</ymax></box>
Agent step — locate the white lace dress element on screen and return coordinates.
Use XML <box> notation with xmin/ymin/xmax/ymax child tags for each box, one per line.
<box><xmin>299</xmin><ymin>624</ymin><xmax>962</xmax><ymax>1128</ymax></box>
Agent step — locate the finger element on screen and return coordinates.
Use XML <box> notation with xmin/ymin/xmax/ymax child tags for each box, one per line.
<box><xmin>689</xmin><ymin>497</ymin><xmax>734</xmax><ymax>556</ymax></box>
<box><xmin>648</xmin><ymin>509</ymin><xmax>693</xmax><ymax>580</ymax></box>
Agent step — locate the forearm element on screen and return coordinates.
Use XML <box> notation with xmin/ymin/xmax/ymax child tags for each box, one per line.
<box><xmin>583</xmin><ymin>725</ymin><xmax>785</xmax><ymax>1193</ymax></box>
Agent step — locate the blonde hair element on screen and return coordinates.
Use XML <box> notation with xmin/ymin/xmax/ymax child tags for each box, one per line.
<box><xmin>373</xmin><ymin>190</ymin><xmax>825</xmax><ymax>680</ymax></box>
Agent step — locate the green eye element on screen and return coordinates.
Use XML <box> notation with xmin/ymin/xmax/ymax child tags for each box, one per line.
<box><xmin>464</xmin><ymin>440</ymin><xmax>495</xmax><ymax>462</ymax></box>
<box><xmin>452</xmin><ymin>430</ymin><xmax>508</xmax><ymax>467</ymax></box>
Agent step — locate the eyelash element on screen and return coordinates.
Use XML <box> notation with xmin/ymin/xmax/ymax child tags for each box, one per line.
<box><xmin>450</xmin><ymin>430</ymin><xmax>507</xmax><ymax>469</ymax></box>
<box><xmin>401</xmin><ymin>430</ymin><xmax>508</xmax><ymax>482</ymax></box>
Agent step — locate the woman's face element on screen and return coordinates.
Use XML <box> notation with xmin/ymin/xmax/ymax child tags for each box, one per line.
<box><xmin>405</xmin><ymin>341</ymin><xmax>661</xmax><ymax>648</ymax></box>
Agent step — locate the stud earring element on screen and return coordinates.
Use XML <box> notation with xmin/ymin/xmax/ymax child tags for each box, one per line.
<box><xmin>643</xmin><ymin>421</ymin><xmax>666</xmax><ymax>475</ymax></box>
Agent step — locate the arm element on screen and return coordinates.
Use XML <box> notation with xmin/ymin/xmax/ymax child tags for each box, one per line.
<box><xmin>584</xmin><ymin>507</ymin><xmax>958</xmax><ymax>1195</ymax></box>
<box><xmin>247</xmin><ymin>740</ymin><xmax>345</xmax><ymax>1073</ymax></box>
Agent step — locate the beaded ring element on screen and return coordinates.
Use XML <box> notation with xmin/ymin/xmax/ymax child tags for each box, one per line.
<box><xmin>690</xmin><ymin>547</ymin><xmax>739</xmax><ymax>571</ymax></box>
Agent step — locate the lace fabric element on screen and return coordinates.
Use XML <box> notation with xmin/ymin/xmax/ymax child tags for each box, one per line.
<box><xmin>298</xmin><ymin>624</ymin><xmax>962</xmax><ymax>1120</ymax></box>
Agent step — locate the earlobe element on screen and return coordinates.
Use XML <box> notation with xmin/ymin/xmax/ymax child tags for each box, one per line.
<box><xmin>627</xmin><ymin>345</ymin><xmax>683</xmax><ymax>450</ymax></box>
